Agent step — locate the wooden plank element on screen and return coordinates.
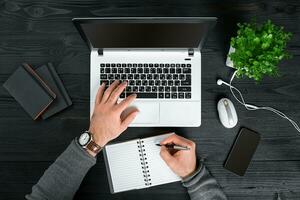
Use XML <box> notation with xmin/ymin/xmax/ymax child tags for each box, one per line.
<box><xmin>0</xmin><ymin>160</ymin><xmax>300</xmax><ymax>199</ymax></box>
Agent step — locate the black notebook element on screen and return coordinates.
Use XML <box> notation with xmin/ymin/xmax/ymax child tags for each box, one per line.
<box><xmin>35</xmin><ymin>63</ymin><xmax>72</xmax><ymax>119</ymax></box>
<box><xmin>103</xmin><ymin>133</ymin><xmax>181</xmax><ymax>193</ymax></box>
<box><xmin>3</xmin><ymin>64</ymin><xmax>56</xmax><ymax>120</ymax></box>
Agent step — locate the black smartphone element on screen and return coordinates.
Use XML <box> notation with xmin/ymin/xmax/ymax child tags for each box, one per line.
<box><xmin>224</xmin><ymin>127</ymin><xmax>261</xmax><ymax>176</ymax></box>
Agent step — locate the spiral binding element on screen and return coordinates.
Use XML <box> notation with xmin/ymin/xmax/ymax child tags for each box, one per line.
<box><xmin>137</xmin><ymin>139</ymin><xmax>152</xmax><ymax>186</ymax></box>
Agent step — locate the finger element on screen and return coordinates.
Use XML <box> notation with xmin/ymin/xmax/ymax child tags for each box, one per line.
<box><xmin>101</xmin><ymin>80</ymin><xmax>120</xmax><ymax>103</ymax></box>
<box><xmin>95</xmin><ymin>83</ymin><xmax>105</xmax><ymax>105</ymax></box>
<box><xmin>107</xmin><ymin>81</ymin><xmax>127</xmax><ymax>104</ymax></box>
<box><xmin>160</xmin><ymin>133</ymin><xmax>195</xmax><ymax>148</ymax></box>
<box><xmin>117</xmin><ymin>93</ymin><xmax>137</xmax><ymax>112</ymax></box>
<box><xmin>121</xmin><ymin>110</ymin><xmax>139</xmax><ymax>129</ymax></box>
<box><xmin>160</xmin><ymin>146</ymin><xmax>176</xmax><ymax>168</ymax></box>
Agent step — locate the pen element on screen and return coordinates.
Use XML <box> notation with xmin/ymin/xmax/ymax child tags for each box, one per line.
<box><xmin>156</xmin><ymin>144</ymin><xmax>190</xmax><ymax>150</ymax></box>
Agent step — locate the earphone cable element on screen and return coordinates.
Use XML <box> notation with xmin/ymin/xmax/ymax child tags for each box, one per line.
<box><xmin>227</xmin><ymin>71</ymin><xmax>300</xmax><ymax>133</ymax></box>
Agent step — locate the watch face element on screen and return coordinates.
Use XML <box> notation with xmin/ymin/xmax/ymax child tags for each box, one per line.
<box><xmin>79</xmin><ymin>132</ymin><xmax>91</xmax><ymax>146</ymax></box>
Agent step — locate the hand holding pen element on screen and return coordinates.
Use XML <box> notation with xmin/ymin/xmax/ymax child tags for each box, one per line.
<box><xmin>158</xmin><ymin>133</ymin><xmax>197</xmax><ymax>178</ymax></box>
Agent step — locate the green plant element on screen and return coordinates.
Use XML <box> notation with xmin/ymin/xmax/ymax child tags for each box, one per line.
<box><xmin>229</xmin><ymin>20</ymin><xmax>292</xmax><ymax>82</ymax></box>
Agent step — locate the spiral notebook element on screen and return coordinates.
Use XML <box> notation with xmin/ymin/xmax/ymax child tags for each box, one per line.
<box><xmin>103</xmin><ymin>133</ymin><xmax>181</xmax><ymax>193</ymax></box>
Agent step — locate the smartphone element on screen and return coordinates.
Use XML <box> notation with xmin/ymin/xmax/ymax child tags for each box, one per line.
<box><xmin>224</xmin><ymin>127</ymin><xmax>260</xmax><ymax>176</ymax></box>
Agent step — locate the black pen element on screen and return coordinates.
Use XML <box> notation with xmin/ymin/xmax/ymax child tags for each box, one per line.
<box><xmin>156</xmin><ymin>144</ymin><xmax>190</xmax><ymax>150</ymax></box>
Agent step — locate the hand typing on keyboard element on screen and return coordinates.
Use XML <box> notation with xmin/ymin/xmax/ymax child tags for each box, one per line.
<box><xmin>89</xmin><ymin>80</ymin><xmax>139</xmax><ymax>149</ymax></box>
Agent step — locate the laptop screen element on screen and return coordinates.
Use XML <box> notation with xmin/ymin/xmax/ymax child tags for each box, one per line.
<box><xmin>74</xmin><ymin>18</ymin><xmax>216</xmax><ymax>49</ymax></box>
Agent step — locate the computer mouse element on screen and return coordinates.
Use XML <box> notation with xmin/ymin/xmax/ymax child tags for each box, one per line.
<box><xmin>217</xmin><ymin>98</ymin><xmax>238</xmax><ymax>128</ymax></box>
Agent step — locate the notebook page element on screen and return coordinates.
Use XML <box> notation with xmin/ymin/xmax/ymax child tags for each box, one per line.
<box><xmin>142</xmin><ymin>134</ymin><xmax>181</xmax><ymax>187</ymax></box>
<box><xmin>104</xmin><ymin>140</ymin><xmax>145</xmax><ymax>193</ymax></box>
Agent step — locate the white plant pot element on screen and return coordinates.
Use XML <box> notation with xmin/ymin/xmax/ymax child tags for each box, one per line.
<box><xmin>226</xmin><ymin>46</ymin><xmax>236</xmax><ymax>68</ymax></box>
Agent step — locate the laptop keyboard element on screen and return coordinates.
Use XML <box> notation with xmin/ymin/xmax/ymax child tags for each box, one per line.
<box><xmin>100</xmin><ymin>63</ymin><xmax>191</xmax><ymax>99</ymax></box>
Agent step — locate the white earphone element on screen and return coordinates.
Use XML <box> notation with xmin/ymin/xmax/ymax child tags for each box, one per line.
<box><xmin>217</xmin><ymin>71</ymin><xmax>300</xmax><ymax>133</ymax></box>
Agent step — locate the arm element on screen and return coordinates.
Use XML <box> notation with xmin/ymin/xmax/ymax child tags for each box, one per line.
<box><xmin>160</xmin><ymin>134</ymin><xmax>227</xmax><ymax>200</ymax></box>
<box><xmin>26</xmin><ymin>81</ymin><xmax>138</xmax><ymax>200</ymax></box>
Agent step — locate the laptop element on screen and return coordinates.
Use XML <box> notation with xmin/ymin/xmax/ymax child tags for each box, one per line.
<box><xmin>73</xmin><ymin>17</ymin><xmax>217</xmax><ymax>127</ymax></box>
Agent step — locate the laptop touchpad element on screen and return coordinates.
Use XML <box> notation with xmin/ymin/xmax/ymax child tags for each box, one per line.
<box><xmin>121</xmin><ymin>102</ymin><xmax>159</xmax><ymax>124</ymax></box>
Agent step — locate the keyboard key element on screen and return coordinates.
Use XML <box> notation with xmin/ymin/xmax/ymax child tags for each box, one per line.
<box><xmin>159</xmin><ymin>93</ymin><xmax>164</xmax><ymax>98</ymax></box>
<box><xmin>186</xmin><ymin>75</ymin><xmax>191</xmax><ymax>80</ymax></box>
<box><xmin>149</xmin><ymin>80</ymin><xmax>154</xmax><ymax>86</ymax></box>
<box><xmin>181</xmin><ymin>64</ymin><xmax>186</xmax><ymax>67</ymax></box>
<box><xmin>157</xmin><ymin>68</ymin><xmax>162</xmax><ymax>73</ymax></box>
<box><xmin>139</xmin><ymin>86</ymin><xmax>145</xmax><ymax>92</ymax></box>
<box><xmin>136</xmin><ymin>80</ymin><xmax>141</xmax><ymax>86</ymax></box>
<box><xmin>121</xmin><ymin>74</ymin><xmax>127</xmax><ymax>79</ymax></box>
<box><xmin>181</xmin><ymin>80</ymin><xmax>191</xmax><ymax>85</ymax></box>
<box><xmin>134</xmin><ymin>74</ymin><xmax>140</xmax><ymax>79</ymax></box>
<box><xmin>166</xmin><ymin>74</ymin><xmax>172</xmax><ymax>80</ymax></box>
<box><xmin>142</xmin><ymin>80</ymin><xmax>148</xmax><ymax>86</ymax></box>
<box><xmin>138</xmin><ymin>63</ymin><xmax>143</xmax><ymax>67</ymax></box>
<box><xmin>133</xmin><ymin>64</ymin><xmax>137</xmax><ymax>67</ymax></box>
<box><xmin>131</xmin><ymin>68</ymin><xmax>137</xmax><ymax>73</ymax></box>
<box><xmin>171</xmin><ymin>86</ymin><xmax>177</xmax><ymax>92</ymax></box>
<box><xmin>176</xmin><ymin>68</ymin><xmax>182</xmax><ymax>73</ymax></box>
<box><xmin>179</xmin><ymin>93</ymin><xmax>184</xmax><ymax>99</ymax></box>
<box><xmin>122</xmin><ymin>63</ymin><xmax>126</xmax><ymax>67</ymax></box>
<box><xmin>141</xmin><ymin>74</ymin><xmax>146</xmax><ymax>79</ymax></box>
<box><xmin>150</xmin><ymin>68</ymin><xmax>156</xmax><ymax>73</ymax></box>
<box><xmin>161</xmin><ymin>80</ymin><xmax>167</xmax><ymax>86</ymax></box>
<box><xmin>153</xmin><ymin>74</ymin><xmax>159</xmax><ymax>80</ymax></box>
<box><xmin>185</xmin><ymin>93</ymin><xmax>191</xmax><ymax>99</ymax></box>
<box><xmin>100</xmin><ymin>80</ymin><xmax>109</xmax><ymax>85</ymax></box>
<box><xmin>165</xmin><ymin>64</ymin><xmax>170</xmax><ymax>67</ymax></box>
<box><xmin>105</xmin><ymin>68</ymin><xmax>111</xmax><ymax>73</ymax></box>
<box><xmin>171</xmin><ymin>93</ymin><xmax>177</xmax><ymax>99</ymax></box>
<box><xmin>128</xmin><ymin>74</ymin><xmax>133</xmax><ymax>79</ymax></box>
<box><xmin>163</xmin><ymin>68</ymin><xmax>169</xmax><ymax>73</ymax></box>
<box><xmin>170</xmin><ymin>68</ymin><xmax>175</xmax><ymax>73</ymax></box>
<box><xmin>106</xmin><ymin>63</ymin><xmax>110</xmax><ymax>67</ymax></box>
<box><xmin>115</xmin><ymin>74</ymin><xmax>120</xmax><ymax>79</ymax></box>
<box><xmin>112</xmin><ymin>68</ymin><xmax>117</xmax><ymax>73</ymax></box>
<box><xmin>125</xmin><ymin>68</ymin><xmax>130</xmax><ymax>73</ymax></box>
<box><xmin>175</xmin><ymin>80</ymin><xmax>180</xmax><ymax>86</ymax></box>
<box><xmin>100</xmin><ymin>74</ymin><xmax>107</xmax><ymax>79</ymax></box>
<box><xmin>179</xmin><ymin>74</ymin><xmax>185</xmax><ymax>80</ymax></box>
<box><xmin>100</xmin><ymin>64</ymin><xmax>105</xmax><ymax>67</ymax></box>
<box><xmin>171</xmin><ymin>64</ymin><xmax>175</xmax><ymax>67</ymax></box>
<box><xmin>178</xmin><ymin>87</ymin><xmax>191</xmax><ymax>92</ymax></box>
<box><xmin>147</xmin><ymin>74</ymin><xmax>152</xmax><ymax>79</ymax></box>
<box><xmin>183</xmin><ymin>68</ymin><xmax>191</xmax><ymax>73</ymax></box>
<box><xmin>133</xmin><ymin>86</ymin><xmax>139</xmax><ymax>92</ymax></box>
<box><xmin>176</xmin><ymin>64</ymin><xmax>180</xmax><ymax>67</ymax></box>
<box><xmin>100</xmin><ymin>68</ymin><xmax>105</xmax><ymax>73</ymax></box>
<box><xmin>108</xmin><ymin>74</ymin><xmax>114</xmax><ymax>79</ymax></box>
<box><xmin>173</xmin><ymin>74</ymin><xmax>178</xmax><ymax>79</ymax></box>
<box><xmin>165</xmin><ymin>93</ymin><xmax>170</xmax><ymax>98</ymax></box>
<box><xmin>146</xmin><ymin>86</ymin><xmax>152</xmax><ymax>92</ymax></box>
<box><xmin>168</xmin><ymin>80</ymin><xmax>174</xmax><ymax>86</ymax></box>
<box><xmin>154</xmin><ymin>63</ymin><xmax>159</xmax><ymax>67</ymax></box>
<box><xmin>152</xmin><ymin>86</ymin><xmax>157</xmax><ymax>92</ymax></box>
<box><xmin>144</xmin><ymin>63</ymin><xmax>148</xmax><ymax>67</ymax></box>
<box><xmin>117</xmin><ymin>64</ymin><xmax>121</xmax><ymax>67</ymax></box>
<box><xmin>132</xmin><ymin>93</ymin><xmax>158</xmax><ymax>98</ymax></box>
<box><xmin>138</xmin><ymin>68</ymin><xmax>143</xmax><ymax>73</ymax></box>
<box><xmin>129</xmin><ymin>80</ymin><xmax>135</xmax><ymax>86</ymax></box>
<box><xmin>126</xmin><ymin>86</ymin><xmax>132</xmax><ymax>92</ymax></box>
<box><xmin>165</xmin><ymin>87</ymin><xmax>170</xmax><ymax>92</ymax></box>
<box><xmin>155</xmin><ymin>80</ymin><xmax>160</xmax><ymax>86</ymax></box>
<box><xmin>144</xmin><ymin>68</ymin><xmax>149</xmax><ymax>73</ymax></box>
<box><xmin>158</xmin><ymin>87</ymin><xmax>164</xmax><ymax>92</ymax></box>
<box><xmin>118</xmin><ymin>68</ymin><xmax>123</xmax><ymax>73</ymax></box>
<box><xmin>111</xmin><ymin>63</ymin><xmax>116</xmax><ymax>67</ymax></box>
<box><xmin>187</xmin><ymin>64</ymin><xmax>191</xmax><ymax>67</ymax></box>
<box><xmin>160</xmin><ymin>74</ymin><xmax>165</xmax><ymax>79</ymax></box>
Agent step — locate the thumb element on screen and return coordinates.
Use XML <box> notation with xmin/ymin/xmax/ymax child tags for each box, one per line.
<box><xmin>121</xmin><ymin>110</ymin><xmax>139</xmax><ymax>129</ymax></box>
<box><xmin>160</xmin><ymin>146</ymin><xmax>176</xmax><ymax>168</ymax></box>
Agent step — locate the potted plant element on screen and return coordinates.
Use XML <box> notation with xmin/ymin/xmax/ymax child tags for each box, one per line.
<box><xmin>226</xmin><ymin>20</ymin><xmax>292</xmax><ymax>82</ymax></box>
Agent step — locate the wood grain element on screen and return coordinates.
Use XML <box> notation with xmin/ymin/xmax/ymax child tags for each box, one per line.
<box><xmin>0</xmin><ymin>0</ymin><xmax>300</xmax><ymax>199</ymax></box>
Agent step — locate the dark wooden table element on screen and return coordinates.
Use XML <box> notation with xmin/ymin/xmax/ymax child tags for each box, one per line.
<box><xmin>1</xmin><ymin>0</ymin><xmax>300</xmax><ymax>199</ymax></box>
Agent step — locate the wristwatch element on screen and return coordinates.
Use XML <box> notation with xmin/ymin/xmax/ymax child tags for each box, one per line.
<box><xmin>78</xmin><ymin>131</ymin><xmax>103</xmax><ymax>154</ymax></box>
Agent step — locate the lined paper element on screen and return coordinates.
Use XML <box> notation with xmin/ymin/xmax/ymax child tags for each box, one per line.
<box><xmin>104</xmin><ymin>140</ymin><xmax>145</xmax><ymax>193</ymax></box>
<box><xmin>104</xmin><ymin>134</ymin><xmax>181</xmax><ymax>193</ymax></box>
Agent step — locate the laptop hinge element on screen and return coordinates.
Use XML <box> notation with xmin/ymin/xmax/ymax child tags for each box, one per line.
<box><xmin>97</xmin><ymin>49</ymin><xmax>103</xmax><ymax>56</ymax></box>
<box><xmin>188</xmin><ymin>48</ymin><xmax>194</xmax><ymax>56</ymax></box>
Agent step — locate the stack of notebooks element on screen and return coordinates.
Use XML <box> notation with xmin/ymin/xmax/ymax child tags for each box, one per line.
<box><xmin>3</xmin><ymin>63</ymin><xmax>72</xmax><ymax>120</ymax></box>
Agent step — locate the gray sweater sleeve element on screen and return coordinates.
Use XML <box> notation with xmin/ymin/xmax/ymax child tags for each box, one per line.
<box><xmin>182</xmin><ymin>163</ymin><xmax>227</xmax><ymax>200</ymax></box>
<box><xmin>25</xmin><ymin>139</ymin><xmax>96</xmax><ymax>200</ymax></box>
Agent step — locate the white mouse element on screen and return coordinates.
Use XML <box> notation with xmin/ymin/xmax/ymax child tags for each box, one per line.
<box><xmin>217</xmin><ymin>98</ymin><xmax>238</xmax><ymax>128</ymax></box>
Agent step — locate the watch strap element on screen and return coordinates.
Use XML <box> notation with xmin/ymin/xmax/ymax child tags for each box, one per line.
<box><xmin>86</xmin><ymin>139</ymin><xmax>102</xmax><ymax>154</ymax></box>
